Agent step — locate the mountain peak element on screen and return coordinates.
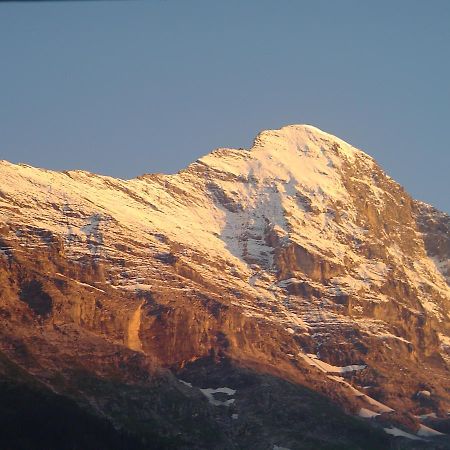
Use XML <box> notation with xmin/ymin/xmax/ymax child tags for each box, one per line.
<box><xmin>196</xmin><ymin>124</ymin><xmax>366</xmax><ymax>182</ymax></box>
<box><xmin>252</xmin><ymin>124</ymin><xmax>359</xmax><ymax>157</ymax></box>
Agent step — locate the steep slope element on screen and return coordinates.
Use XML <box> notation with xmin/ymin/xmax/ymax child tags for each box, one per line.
<box><xmin>0</xmin><ymin>124</ymin><xmax>449</xmax><ymax>448</ymax></box>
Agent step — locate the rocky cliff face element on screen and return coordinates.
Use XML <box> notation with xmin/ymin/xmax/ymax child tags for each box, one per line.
<box><xmin>0</xmin><ymin>125</ymin><xmax>449</xmax><ymax>449</ymax></box>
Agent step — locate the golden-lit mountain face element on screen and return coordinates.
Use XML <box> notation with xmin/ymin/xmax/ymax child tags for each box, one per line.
<box><xmin>0</xmin><ymin>125</ymin><xmax>449</xmax><ymax>449</ymax></box>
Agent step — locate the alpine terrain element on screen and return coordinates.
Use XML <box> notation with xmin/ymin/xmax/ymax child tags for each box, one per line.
<box><xmin>0</xmin><ymin>125</ymin><xmax>449</xmax><ymax>449</ymax></box>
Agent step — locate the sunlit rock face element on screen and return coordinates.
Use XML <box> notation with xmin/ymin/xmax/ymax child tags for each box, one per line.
<box><xmin>0</xmin><ymin>125</ymin><xmax>449</xmax><ymax>449</ymax></box>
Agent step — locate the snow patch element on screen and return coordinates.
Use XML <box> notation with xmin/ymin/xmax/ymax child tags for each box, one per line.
<box><xmin>417</xmin><ymin>424</ymin><xmax>444</xmax><ymax>437</ymax></box>
<box><xmin>358</xmin><ymin>408</ymin><xmax>380</xmax><ymax>419</ymax></box>
<box><xmin>383</xmin><ymin>427</ymin><xmax>423</xmax><ymax>441</ymax></box>
<box><xmin>418</xmin><ymin>412</ymin><xmax>437</xmax><ymax>420</ymax></box>
<box><xmin>299</xmin><ymin>353</ymin><xmax>366</xmax><ymax>374</ymax></box>
<box><xmin>327</xmin><ymin>375</ymin><xmax>394</xmax><ymax>413</ymax></box>
<box><xmin>200</xmin><ymin>387</ymin><xmax>236</xmax><ymax>406</ymax></box>
<box><xmin>55</xmin><ymin>273</ymin><xmax>105</xmax><ymax>293</ymax></box>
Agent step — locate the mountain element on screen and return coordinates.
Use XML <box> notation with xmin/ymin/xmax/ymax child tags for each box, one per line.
<box><xmin>0</xmin><ymin>124</ymin><xmax>449</xmax><ymax>449</ymax></box>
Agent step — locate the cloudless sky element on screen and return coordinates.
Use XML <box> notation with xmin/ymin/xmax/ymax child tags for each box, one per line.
<box><xmin>0</xmin><ymin>0</ymin><xmax>449</xmax><ymax>212</ymax></box>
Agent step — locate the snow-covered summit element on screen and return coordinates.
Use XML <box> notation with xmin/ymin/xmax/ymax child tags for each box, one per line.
<box><xmin>252</xmin><ymin>124</ymin><xmax>360</xmax><ymax>157</ymax></box>
<box><xmin>197</xmin><ymin>124</ymin><xmax>362</xmax><ymax>177</ymax></box>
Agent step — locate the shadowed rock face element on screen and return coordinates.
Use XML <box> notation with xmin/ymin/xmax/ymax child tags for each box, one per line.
<box><xmin>19</xmin><ymin>280</ymin><xmax>53</xmax><ymax>316</ymax></box>
<box><xmin>415</xmin><ymin>201</ymin><xmax>450</xmax><ymax>283</ymax></box>
<box><xmin>0</xmin><ymin>125</ymin><xmax>449</xmax><ymax>449</ymax></box>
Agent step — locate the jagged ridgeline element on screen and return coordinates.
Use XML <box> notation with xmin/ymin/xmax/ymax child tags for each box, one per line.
<box><xmin>0</xmin><ymin>125</ymin><xmax>449</xmax><ymax>449</ymax></box>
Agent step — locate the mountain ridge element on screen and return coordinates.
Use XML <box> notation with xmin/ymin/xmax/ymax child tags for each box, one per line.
<box><xmin>0</xmin><ymin>124</ymin><xmax>449</xmax><ymax>449</ymax></box>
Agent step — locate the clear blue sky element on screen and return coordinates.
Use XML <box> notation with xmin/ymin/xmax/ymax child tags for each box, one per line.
<box><xmin>1</xmin><ymin>0</ymin><xmax>449</xmax><ymax>212</ymax></box>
